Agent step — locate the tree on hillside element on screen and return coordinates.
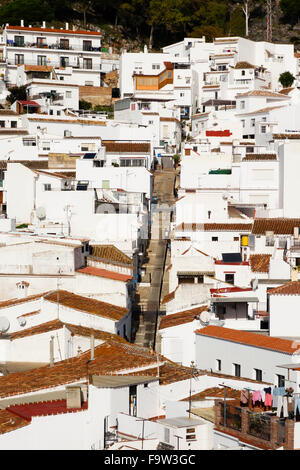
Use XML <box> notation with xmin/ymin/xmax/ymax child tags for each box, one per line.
<box><xmin>279</xmin><ymin>71</ymin><xmax>295</xmax><ymax>88</ymax></box>
<box><xmin>7</xmin><ymin>85</ymin><xmax>27</xmax><ymax>104</ymax></box>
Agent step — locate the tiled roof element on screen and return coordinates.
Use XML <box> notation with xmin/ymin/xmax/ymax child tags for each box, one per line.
<box><xmin>77</xmin><ymin>266</ymin><xmax>132</xmax><ymax>282</ymax></box>
<box><xmin>161</xmin><ymin>287</ymin><xmax>178</xmax><ymax>305</ymax></box>
<box><xmin>210</xmin><ymin>287</ymin><xmax>252</xmax><ymax>294</ymax></box>
<box><xmin>268</xmin><ymin>281</ymin><xmax>300</xmax><ymax>296</ymax></box>
<box><xmin>249</xmin><ymin>254</ymin><xmax>272</xmax><ymax>273</ymax></box>
<box><xmin>237</xmin><ymin>90</ymin><xmax>289</xmax><ymax>98</ymax></box>
<box><xmin>159</xmin><ymin>306</ymin><xmax>208</xmax><ymax>330</ymax></box>
<box><xmin>44</xmin><ymin>290</ymin><xmax>128</xmax><ymax>321</ymax></box>
<box><xmin>195</xmin><ymin>325</ymin><xmax>300</xmax><ymax>354</ymax></box>
<box><xmin>273</xmin><ymin>133</ymin><xmax>300</xmax><ymax>139</ymax></box>
<box><xmin>7</xmin><ymin>399</ymin><xmax>88</xmax><ymax>419</ymax></box>
<box><xmin>102</xmin><ymin>141</ymin><xmax>150</xmax><ymax>153</ymax></box>
<box><xmin>126</xmin><ymin>362</ymin><xmax>203</xmax><ymax>386</ymax></box>
<box><xmin>181</xmin><ymin>386</ymin><xmax>240</xmax><ymax>401</ymax></box>
<box><xmin>234</xmin><ymin>62</ymin><xmax>256</xmax><ymax>69</ymax></box>
<box><xmin>6</xmin><ymin>25</ymin><xmax>102</xmax><ymax>36</ymax></box>
<box><xmin>243</xmin><ymin>154</ymin><xmax>277</xmax><ymax>161</ymax></box>
<box><xmin>0</xmin><ymin>292</ymin><xmax>48</xmax><ymax>309</ymax></box>
<box><xmin>27</xmin><ymin>117</ymin><xmax>107</xmax><ymax>126</ymax></box>
<box><xmin>0</xmin><ymin>409</ymin><xmax>30</xmax><ymax>435</ymax></box>
<box><xmin>278</xmin><ymin>87</ymin><xmax>294</xmax><ymax>95</ymax></box>
<box><xmin>237</xmin><ymin>105</ymin><xmax>285</xmax><ymax>116</ymax></box>
<box><xmin>91</xmin><ymin>245</ymin><xmax>132</xmax><ymax>266</ymax></box>
<box><xmin>0</xmin><ymin>341</ymin><xmax>160</xmax><ymax>398</ymax></box>
<box><xmin>24</xmin><ymin>65</ymin><xmax>53</xmax><ymax>73</ymax></box>
<box><xmin>10</xmin><ymin>319</ymin><xmax>128</xmax><ymax>343</ymax></box>
<box><xmin>175</xmin><ymin>223</ymin><xmax>253</xmax><ymax>232</ymax></box>
<box><xmin>252</xmin><ymin>218</ymin><xmax>300</xmax><ymax>235</ymax></box>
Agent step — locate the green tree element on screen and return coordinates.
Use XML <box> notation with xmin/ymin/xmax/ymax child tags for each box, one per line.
<box><xmin>280</xmin><ymin>0</ymin><xmax>300</xmax><ymax>25</ymax></box>
<box><xmin>7</xmin><ymin>85</ymin><xmax>27</xmax><ymax>104</ymax></box>
<box><xmin>279</xmin><ymin>71</ymin><xmax>295</xmax><ymax>88</ymax></box>
<box><xmin>79</xmin><ymin>99</ymin><xmax>92</xmax><ymax>110</ymax></box>
<box><xmin>0</xmin><ymin>0</ymin><xmax>55</xmax><ymax>24</ymax></box>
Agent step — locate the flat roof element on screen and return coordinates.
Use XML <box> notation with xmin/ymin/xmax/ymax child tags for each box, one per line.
<box><xmin>91</xmin><ymin>375</ymin><xmax>158</xmax><ymax>388</ymax></box>
<box><xmin>211</xmin><ymin>297</ymin><xmax>259</xmax><ymax>303</ymax></box>
<box><xmin>156</xmin><ymin>417</ymin><xmax>203</xmax><ymax>428</ymax></box>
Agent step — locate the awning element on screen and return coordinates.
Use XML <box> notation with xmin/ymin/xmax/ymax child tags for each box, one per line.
<box><xmin>212</xmin><ymin>297</ymin><xmax>259</xmax><ymax>303</ymax></box>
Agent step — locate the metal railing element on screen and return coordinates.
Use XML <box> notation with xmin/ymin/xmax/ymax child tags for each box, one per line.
<box><xmin>7</xmin><ymin>41</ymin><xmax>100</xmax><ymax>53</ymax></box>
<box><xmin>6</xmin><ymin>59</ymin><xmax>101</xmax><ymax>71</ymax></box>
<box><xmin>277</xmin><ymin>419</ymin><xmax>286</xmax><ymax>445</ymax></box>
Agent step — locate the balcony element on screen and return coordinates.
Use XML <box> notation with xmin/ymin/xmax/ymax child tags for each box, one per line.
<box><xmin>7</xmin><ymin>41</ymin><xmax>100</xmax><ymax>53</ymax></box>
<box><xmin>6</xmin><ymin>58</ymin><xmax>101</xmax><ymax>71</ymax></box>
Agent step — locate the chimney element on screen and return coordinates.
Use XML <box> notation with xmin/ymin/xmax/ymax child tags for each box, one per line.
<box><xmin>20</xmin><ymin>20</ymin><xmax>24</xmax><ymax>27</ymax></box>
<box><xmin>50</xmin><ymin>335</ymin><xmax>54</xmax><ymax>366</ymax></box>
<box><xmin>66</xmin><ymin>385</ymin><xmax>82</xmax><ymax>409</ymax></box>
<box><xmin>42</xmin><ymin>21</ymin><xmax>46</xmax><ymax>29</ymax></box>
<box><xmin>90</xmin><ymin>334</ymin><xmax>95</xmax><ymax>360</ymax></box>
<box><xmin>65</xmin><ymin>23</ymin><xmax>69</xmax><ymax>30</ymax></box>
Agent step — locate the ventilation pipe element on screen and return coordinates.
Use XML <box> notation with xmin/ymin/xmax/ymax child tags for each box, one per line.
<box><xmin>90</xmin><ymin>334</ymin><xmax>95</xmax><ymax>360</ymax></box>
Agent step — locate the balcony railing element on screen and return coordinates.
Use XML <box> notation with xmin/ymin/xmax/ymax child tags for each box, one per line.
<box><xmin>220</xmin><ymin>403</ymin><xmax>242</xmax><ymax>431</ymax></box>
<box><xmin>248</xmin><ymin>412</ymin><xmax>271</xmax><ymax>441</ymax></box>
<box><xmin>6</xmin><ymin>59</ymin><xmax>101</xmax><ymax>71</ymax></box>
<box><xmin>7</xmin><ymin>41</ymin><xmax>100</xmax><ymax>53</ymax></box>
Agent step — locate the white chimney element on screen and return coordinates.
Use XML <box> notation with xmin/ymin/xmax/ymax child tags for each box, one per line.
<box><xmin>42</xmin><ymin>21</ymin><xmax>46</xmax><ymax>28</ymax></box>
<box><xmin>65</xmin><ymin>23</ymin><xmax>69</xmax><ymax>30</ymax></box>
<box><xmin>20</xmin><ymin>20</ymin><xmax>24</xmax><ymax>27</ymax></box>
<box><xmin>29</xmin><ymin>25</ymin><xmax>32</xmax><ymax>28</ymax></box>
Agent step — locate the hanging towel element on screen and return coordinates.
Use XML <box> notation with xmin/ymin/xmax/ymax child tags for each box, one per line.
<box><xmin>252</xmin><ymin>390</ymin><xmax>262</xmax><ymax>404</ymax></box>
<box><xmin>240</xmin><ymin>389</ymin><xmax>249</xmax><ymax>404</ymax></box>
<box><xmin>294</xmin><ymin>397</ymin><xmax>300</xmax><ymax>415</ymax></box>
<box><xmin>265</xmin><ymin>393</ymin><xmax>272</xmax><ymax>407</ymax></box>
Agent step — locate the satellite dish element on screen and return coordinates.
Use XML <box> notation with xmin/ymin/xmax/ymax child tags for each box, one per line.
<box><xmin>17</xmin><ymin>316</ymin><xmax>26</xmax><ymax>327</ymax></box>
<box><xmin>36</xmin><ymin>207</ymin><xmax>46</xmax><ymax>220</ymax></box>
<box><xmin>0</xmin><ymin>317</ymin><xmax>10</xmax><ymax>333</ymax></box>
<box><xmin>252</xmin><ymin>279</ymin><xmax>258</xmax><ymax>291</ymax></box>
<box><xmin>199</xmin><ymin>310</ymin><xmax>211</xmax><ymax>326</ymax></box>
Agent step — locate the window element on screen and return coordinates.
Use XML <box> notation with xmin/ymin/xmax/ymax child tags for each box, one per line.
<box><xmin>14</xmin><ymin>35</ymin><xmax>24</xmax><ymax>46</ymax></box>
<box><xmin>66</xmin><ymin>91</ymin><xmax>72</xmax><ymax>98</ymax></box>
<box><xmin>216</xmin><ymin>359</ymin><xmax>221</xmax><ymax>371</ymax></box>
<box><xmin>178</xmin><ymin>275</ymin><xmax>194</xmax><ymax>284</ymax></box>
<box><xmin>251</xmin><ymin>118</ymin><xmax>255</xmax><ymax>127</ymax></box>
<box><xmin>129</xmin><ymin>385</ymin><xmax>137</xmax><ymax>417</ymax></box>
<box><xmin>180</xmin><ymin>92</ymin><xmax>184</xmax><ymax>97</ymax></box>
<box><xmin>234</xmin><ymin>236</ymin><xmax>239</xmax><ymax>241</ymax></box>
<box><xmin>15</xmin><ymin>54</ymin><xmax>24</xmax><ymax>65</ymax></box>
<box><xmin>149</xmin><ymin>120</ymin><xmax>153</xmax><ymax>125</ymax></box>
<box><xmin>152</xmin><ymin>64</ymin><xmax>160</xmax><ymax>70</ymax></box>
<box><xmin>241</xmin><ymin>70</ymin><xmax>245</xmax><ymax>76</ymax></box>
<box><xmin>277</xmin><ymin>375</ymin><xmax>285</xmax><ymax>388</ymax></box>
<box><xmin>42</xmin><ymin>141</ymin><xmax>50</xmax><ymax>150</ymax></box>
<box><xmin>37</xmin><ymin>37</ymin><xmax>46</xmax><ymax>47</ymax></box>
<box><xmin>23</xmin><ymin>139</ymin><xmax>36</xmax><ymax>146</ymax></box>
<box><xmin>11</xmin><ymin>121</ymin><xmax>17</xmax><ymax>128</ymax></box>
<box><xmin>60</xmin><ymin>57</ymin><xmax>69</xmax><ymax>67</ymax></box>
<box><xmin>102</xmin><ymin>180</ymin><xmax>110</xmax><ymax>189</ymax></box>
<box><xmin>241</xmin><ymin>120</ymin><xmax>245</xmax><ymax>128</ymax></box>
<box><xmin>83</xmin><ymin>40</ymin><xmax>92</xmax><ymax>51</ymax></box>
<box><xmin>261</xmin><ymin>126</ymin><xmax>266</xmax><ymax>134</ymax></box>
<box><xmin>49</xmin><ymin>109</ymin><xmax>53</xmax><ymax>115</ymax></box>
<box><xmin>240</xmin><ymin>101</ymin><xmax>245</xmax><ymax>110</ymax></box>
<box><xmin>83</xmin><ymin>58</ymin><xmax>92</xmax><ymax>69</ymax></box>
<box><xmin>208</xmin><ymin>210</ymin><xmax>211</xmax><ymax>219</ymax></box>
<box><xmin>60</xmin><ymin>39</ymin><xmax>69</xmax><ymax>50</ymax></box>
<box><xmin>212</xmin><ymin>236</ymin><xmax>218</xmax><ymax>242</ymax></box>
<box><xmin>44</xmin><ymin>184</ymin><xmax>51</xmax><ymax>191</ymax></box>
<box><xmin>233</xmin><ymin>363</ymin><xmax>241</xmax><ymax>378</ymax></box>
<box><xmin>164</xmin><ymin>427</ymin><xmax>170</xmax><ymax>443</ymax></box>
<box><xmin>57</xmin><ymin>111</ymin><xmax>61</xmax><ymax>116</ymax></box>
<box><xmin>186</xmin><ymin>77</ymin><xmax>191</xmax><ymax>84</ymax></box>
<box><xmin>186</xmin><ymin>428</ymin><xmax>196</xmax><ymax>441</ymax></box>
<box><xmin>37</xmin><ymin>55</ymin><xmax>47</xmax><ymax>66</ymax></box>
<box><xmin>0</xmin><ymin>121</ymin><xmax>4</xmax><ymax>128</ymax></box>
<box><xmin>254</xmin><ymin>368</ymin><xmax>262</xmax><ymax>381</ymax></box>
<box><xmin>85</xmin><ymin>81</ymin><xmax>94</xmax><ymax>86</ymax></box>
<box><xmin>225</xmin><ymin>273</ymin><xmax>235</xmax><ymax>284</ymax></box>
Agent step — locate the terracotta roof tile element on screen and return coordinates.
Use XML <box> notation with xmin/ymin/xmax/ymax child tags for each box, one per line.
<box><xmin>175</xmin><ymin>223</ymin><xmax>253</xmax><ymax>232</ymax></box>
<box><xmin>44</xmin><ymin>290</ymin><xmax>128</xmax><ymax>321</ymax></box>
<box><xmin>161</xmin><ymin>287</ymin><xmax>178</xmax><ymax>305</ymax></box>
<box><xmin>237</xmin><ymin>90</ymin><xmax>289</xmax><ymax>98</ymax></box>
<box><xmin>195</xmin><ymin>325</ymin><xmax>300</xmax><ymax>354</ymax></box>
<box><xmin>0</xmin><ymin>409</ymin><xmax>30</xmax><ymax>434</ymax></box>
<box><xmin>6</xmin><ymin>25</ymin><xmax>102</xmax><ymax>36</ymax></box>
<box><xmin>77</xmin><ymin>266</ymin><xmax>132</xmax><ymax>282</ymax></box>
<box><xmin>252</xmin><ymin>218</ymin><xmax>300</xmax><ymax>235</ymax></box>
<box><xmin>159</xmin><ymin>306</ymin><xmax>208</xmax><ymax>330</ymax></box>
<box><xmin>10</xmin><ymin>319</ymin><xmax>129</xmax><ymax>342</ymax></box>
<box><xmin>234</xmin><ymin>62</ymin><xmax>256</xmax><ymax>69</ymax></box>
<box><xmin>181</xmin><ymin>386</ymin><xmax>240</xmax><ymax>401</ymax></box>
<box><xmin>24</xmin><ymin>65</ymin><xmax>53</xmax><ymax>73</ymax></box>
<box><xmin>268</xmin><ymin>281</ymin><xmax>300</xmax><ymax>296</ymax></box>
<box><xmin>243</xmin><ymin>154</ymin><xmax>277</xmax><ymax>161</ymax></box>
<box><xmin>0</xmin><ymin>292</ymin><xmax>49</xmax><ymax>310</ymax></box>
<box><xmin>102</xmin><ymin>141</ymin><xmax>150</xmax><ymax>153</ymax></box>
<box><xmin>278</xmin><ymin>87</ymin><xmax>294</xmax><ymax>95</ymax></box>
<box><xmin>7</xmin><ymin>399</ymin><xmax>88</xmax><ymax>419</ymax></box>
<box><xmin>90</xmin><ymin>245</ymin><xmax>132</xmax><ymax>266</ymax></box>
<box><xmin>0</xmin><ymin>341</ymin><xmax>161</xmax><ymax>398</ymax></box>
<box><xmin>249</xmin><ymin>254</ymin><xmax>272</xmax><ymax>273</ymax></box>
<box><xmin>273</xmin><ymin>133</ymin><xmax>300</xmax><ymax>139</ymax></box>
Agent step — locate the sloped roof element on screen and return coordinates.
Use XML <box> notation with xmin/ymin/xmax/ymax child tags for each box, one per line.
<box><xmin>0</xmin><ymin>409</ymin><xmax>30</xmax><ymax>435</ymax></box>
<box><xmin>10</xmin><ymin>319</ymin><xmax>128</xmax><ymax>343</ymax></box>
<box><xmin>44</xmin><ymin>290</ymin><xmax>128</xmax><ymax>321</ymax></box>
<box><xmin>243</xmin><ymin>154</ymin><xmax>277</xmax><ymax>161</ymax></box>
<box><xmin>77</xmin><ymin>266</ymin><xmax>132</xmax><ymax>282</ymax></box>
<box><xmin>234</xmin><ymin>62</ymin><xmax>256</xmax><ymax>69</ymax></box>
<box><xmin>237</xmin><ymin>90</ymin><xmax>289</xmax><ymax>98</ymax></box>
<box><xmin>252</xmin><ymin>218</ymin><xmax>300</xmax><ymax>235</ymax></box>
<box><xmin>0</xmin><ymin>292</ymin><xmax>49</xmax><ymax>310</ymax></box>
<box><xmin>249</xmin><ymin>254</ymin><xmax>272</xmax><ymax>273</ymax></box>
<box><xmin>268</xmin><ymin>281</ymin><xmax>300</xmax><ymax>296</ymax></box>
<box><xmin>102</xmin><ymin>141</ymin><xmax>150</xmax><ymax>153</ymax></box>
<box><xmin>91</xmin><ymin>245</ymin><xmax>132</xmax><ymax>266</ymax></box>
<box><xmin>159</xmin><ymin>305</ymin><xmax>208</xmax><ymax>330</ymax></box>
<box><xmin>195</xmin><ymin>325</ymin><xmax>300</xmax><ymax>354</ymax></box>
<box><xmin>278</xmin><ymin>87</ymin><xmax>294</xmax><ymax>95</ymax></box>
<box><xmin>161</xmin><ymin>287</ymin><xmax>178</xmax><ymax>305</ymax></box>
<box><xmin>176</xmin><ymin>223</ymin><xmax>253</xmax><ymax>232</ymax></box>
<box><xmin>6</xmin><ymin>25</ymin><xmax>102</xmax><ymax>36</ymax></box>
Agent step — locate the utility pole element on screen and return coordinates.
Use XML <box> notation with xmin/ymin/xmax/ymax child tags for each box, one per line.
<box><xmin>189</xmin><ymin>361</ymin><xmax>196</xmax><ymax>418</ymax></box>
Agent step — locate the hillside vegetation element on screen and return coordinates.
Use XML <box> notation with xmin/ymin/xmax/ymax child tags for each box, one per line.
<box><xmin>0</xmin><ymin>0</ymin><xmax>299</xmax><ymax>49</ymax></box>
